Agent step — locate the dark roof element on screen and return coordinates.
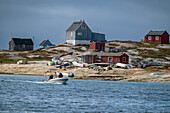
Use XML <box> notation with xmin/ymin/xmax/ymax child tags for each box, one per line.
<box><xmin>66</xmin><ymin>21</ymin><xmax>83</xmax><ymax>31</ymax></box>
<box><xmin>11</xmin><ymin>38</ymin><xmax>33</xmax><ymax>45</ymax></box>
<box><xmin>85</xmin><ymin>52</ymin><xmax>127</xmax><ymax>56</ymax></box>
<box><xmin>146</xmin><ymin>30</ymin><xmax>166</xmax><ymax>36</ymax></box>
<box><xmin>92</xmin><ymin>32</ymin><xmax>105</xmax><ymax>35</ymax></box>
<box><xmin>39</xmin><ymin>40</ymin><xmax>46</xmax><ymax>46</ymax></box>
<box><xmin>39</xmin><ymin>40</ymin><xmax>53</xmax><ymax>46</ymax></box>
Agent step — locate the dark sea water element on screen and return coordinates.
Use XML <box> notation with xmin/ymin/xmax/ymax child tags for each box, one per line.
<box><xmin>0</xmin><ymin>75</ymin><xmax>170</xmax><ymax>113</ymax></box>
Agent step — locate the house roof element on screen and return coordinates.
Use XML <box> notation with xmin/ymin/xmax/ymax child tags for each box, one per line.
<box><xmin>39</xmin><ymin>40</ymin><xmax>53</xmax><ymax>46</ymax></box>
<box><xmin>146</xmin><ymin>30</ymin><xmax>166</xmax><ymax>36</ymax></box>
<box><xmin>66</xmin><ymin>20</ymin><xmax>84</xmax><ymax>31</ymax></box>
<box><xmin>11</xmin><ymin>38</ymin><xmax>33</xmax><ymax>45</ymax></box>
<box><xmin>85</xmin><ymin>52</ymin><xmax>126</xmax><ymax>56</ymax></box>
<box><xmin>92</xmin><ymin>32</ymin><xmax>105</xmax><ymax>36</ymax></box>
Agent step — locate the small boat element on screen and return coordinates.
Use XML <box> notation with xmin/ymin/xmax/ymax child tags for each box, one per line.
<box><xmin>45</xmin><ymin>77</ymin><xmax>68</xmax><ymax>84</ymax></box>
<box><xmin>44</xmin><ymin>72</ymin><xmax>74</xmax><ymax>84</ymax></box>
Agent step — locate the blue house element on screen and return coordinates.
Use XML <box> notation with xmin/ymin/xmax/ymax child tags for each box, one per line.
<box><xmin>39</xmin><ymin>40</ymin><xmax>54</xmax><ymax>48</ymax></box>
<box><xmin>66</xmin><ymin>20</ymin><xmax>106</xmax><ymax>45</ymax></box>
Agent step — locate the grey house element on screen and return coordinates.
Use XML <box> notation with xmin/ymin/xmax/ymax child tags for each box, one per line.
<box><xmin>66</xmin><ymin>20</ymin><xmax>105</xmax><ymax>45</ymax></box>
<box><xmin>9</xmin><ymin>38</ymin><xmax>34</xmax><ymax>51</ymax></box>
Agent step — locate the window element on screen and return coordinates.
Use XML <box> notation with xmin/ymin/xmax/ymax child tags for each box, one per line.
<box><xmin>22</xmin><ymin>44</ymin><xmax>25</xmax><ymax>48</ymax></box>
<box><xmin>71</xmin><ymin>32</ymin><xmax>73</xmax><ymax>36</ymax></box>
<box><xmin>81</xmin><ymin>25</ymin><xmax>86</xmax><ymax>29</ymax></box>
<box><xmin>77</xmin><ymin>32</ymin><xmax>82</xmax><ymax>36</ymax></box>
<box><xmin>156</xmin><ymin>36</ymin><xmax>159</xmax><ymax>40</ymax></box>
<box><xmin>148</xmin><ymin>36</ymin><xmax>151</xmax><ymax>40</ymax></box>
<box><xmin>123</xmin><ymin>57</ymin><xmax>126</xmax><ymax>62</ymax></box>
<box><xmin>108</xmin><ymin>57</ymin><xmax>113</xmax><ymax>62</ymax></box>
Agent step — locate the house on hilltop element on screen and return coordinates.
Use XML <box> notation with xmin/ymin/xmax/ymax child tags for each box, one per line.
<box><xmin>82</xmin><ymin>52</ymin><xmax>129</xmax><ymax>64</ymax></box>
<box><xmin>39</xmin><ymin>39</ymin><xmax>54</xmax><ymax>48</ymax></box>
<box><xmin>66</xmin><ymin>20</ymin><xmax>105</xmax><ymax>45</ymax></box>
<box><xmin>145</xmin><ymin>30</ymin><xmax>169</xmax><ymax>44</ymax></box>
<box><xmin>9</xmin><ymin>38</ymin><xmax>34</xmax><ymax>51</ymax></box>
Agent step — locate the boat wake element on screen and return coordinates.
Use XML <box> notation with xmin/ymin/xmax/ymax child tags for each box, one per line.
<box><xmin>22</xmin><ymin>81</ymin><xmax>45</xmax><ymax>84</ymax></box>
<box><xmin>1</xmin><ymin>79</ymin><xmax>45</xmax><ymax>84</ymax></box>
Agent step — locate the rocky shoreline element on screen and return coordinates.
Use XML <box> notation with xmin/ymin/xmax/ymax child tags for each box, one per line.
<box><xmin>0</xmin><ymin>64</ymin><xmax>170</xmax><ymax>83</ymax></box>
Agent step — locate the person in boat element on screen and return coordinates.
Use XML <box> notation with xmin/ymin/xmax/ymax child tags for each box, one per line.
<box><xmin>48</xmin><ymin>75</ymin><xmax>54</xmax><ymax>80</ymax></box>
<box><xmin>58</xmin><ymin>73</ymin><xmax>63</xmax><ymax>78</ymax></box>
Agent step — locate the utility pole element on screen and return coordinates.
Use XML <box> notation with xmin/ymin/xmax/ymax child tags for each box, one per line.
<box><xmin>33</xmin><ymin>36</ymin><xmax>35</xmax><ymax>50</ymax></box>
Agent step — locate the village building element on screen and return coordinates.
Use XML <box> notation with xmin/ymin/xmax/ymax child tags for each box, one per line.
<box><xmin>89</xmin><ymin>42</ymin><xmax>105</xmax><ymax>51</ymax></box>
<box><xmin>106</xmin><ymin>46</ymin><xmax>123</xmax><ymax>53</ymax></box>
<box><xmin>145</xmin><ymin>30</ymin><xmax>169</xmax><ymax>44</ymax></box>
<box><xmin>66</xmin><ymin>20</ymin><xmax>105</xmax><ymax>45</ymax></box>
<box><xmin>82</xmin><ymin>52</ymin><xmax>129</xmax><ymax>64</ymax></box>
<box><xmin>9</xmin><ymin>38</ymin><xmax>34</xmax><ymax>51</ymax></box>
<box><xmin>39</xmin><ymin>39</ymin><xmax>54</xmax><ymax>48</ymax></box>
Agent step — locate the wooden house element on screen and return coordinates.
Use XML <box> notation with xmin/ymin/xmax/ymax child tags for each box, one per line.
<box><xmin>66</xmin><ymin>20</ymin><xmax>105</xmax><ymax>45</ymax></box>
<box><xmin>82</xmin><ymin>52</ymin><xmax>129</xmax><ymax>64</ymax></box>
<box><xmin>145</xmin><ymin>30</ymin><xmax>169</xmax><ymax>44</ymax></box>
<box><xmin>9</xmin><ymin>38</ymin><xmax>34</xmax><ymax>51</ymax></box>
<box><xmin>39</xmin><ymin>40</ymin><xmax>54</xmax><ymax>48</ymax></box>
<box><xmin>89</xmin><ymin>42</ymin><xmax>105</xmax><ymax>51</ymax></box>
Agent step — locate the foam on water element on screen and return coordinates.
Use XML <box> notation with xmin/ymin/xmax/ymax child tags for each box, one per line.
<box><xmin>1</xmin><ymin>79</ymin><xmax>45</xmax><ymax>84</ymax></box>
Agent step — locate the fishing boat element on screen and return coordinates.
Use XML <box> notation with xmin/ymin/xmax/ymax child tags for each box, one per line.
<box><xmin>44</xmin><ymin>77</ymin><xmax>68</xmax><ymax>84</ymax></box>
<box><xmin>44</xmin><ymin>72</ymin><xmax>74</xmax><ymax>84</ymax></box>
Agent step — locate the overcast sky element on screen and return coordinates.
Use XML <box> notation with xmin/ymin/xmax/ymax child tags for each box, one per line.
<box><xmin>0</xmin><ymin>0</ymin><xmax>170</xmax><ymax>49</ymax></box>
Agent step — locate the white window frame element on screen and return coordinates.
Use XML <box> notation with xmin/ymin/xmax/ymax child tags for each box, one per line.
<box><xmin>123</xmin><ymin>57</ymin><xmax>126</xmax><ymax>62</ymax></box>
<box><xmin>108</xmin><ymin>57</ymin><xmax>113</xmax><ymax>62</ymax></box>
<box><xmin>22</xmin><ymin>44</ymin><xmax>25</xmax><ymax>48</ymax></box>
<box><xmin>71</xmin><ymin>32</ymin><xmax>73</xmax><ymax>37</ymax></box>
<box><xmin>148</xmin><ymin>36</ymin><xmax>151</xmax><ymax>40</ymax></box>
<box><xmin>77</xmin><ymin>32</ymin><xmax>82</xmax><ymax>36</ymax></box>
<box><xmin>156</xmin><ymin>36</ymin><xmax>159</xmax><ymax>40</ymax></box>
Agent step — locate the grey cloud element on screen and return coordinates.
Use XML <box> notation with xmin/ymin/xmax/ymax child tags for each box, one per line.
<box><xmin>0</xmin><ymin>0</ymin><xmax>170</xmax><ymax>49</ymax></box>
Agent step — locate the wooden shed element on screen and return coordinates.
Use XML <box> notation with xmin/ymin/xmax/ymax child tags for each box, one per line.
<box><xmin>145</xmin><ymin>30</ymin><xmax>169</xmax><ymax>44</ymax></box>
<box><xmin>89</xmin><ymin>42</ymin><xmax>105</xmax><ymax>51</ymax></box>
<box><xmin>9</xmin><ymin>38</ymin><xmax>34</xmax><ymax>51</ymax></box>
<box><xmin>82</xmin><ymin>52</ymin><xmax>129</xmax><ymax>64</ymax></box>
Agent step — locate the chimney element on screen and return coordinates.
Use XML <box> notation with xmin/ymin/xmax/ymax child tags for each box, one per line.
<box><xmin>80</xmin><ymin>20</ymin><xmax>85</xmax><ymax>22</ymax></box>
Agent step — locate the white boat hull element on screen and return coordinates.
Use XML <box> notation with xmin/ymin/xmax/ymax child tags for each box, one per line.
<box><xmin>45</xmin><ymin>78</ymin><xmax>68</xmax><ymax>84</ymax></box>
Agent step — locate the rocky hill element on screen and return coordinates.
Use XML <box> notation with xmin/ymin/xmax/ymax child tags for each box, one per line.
<box><xmin>0</xmin><ymin>40</ymin><xmax>169</xmax><ymax>69</ymax></box>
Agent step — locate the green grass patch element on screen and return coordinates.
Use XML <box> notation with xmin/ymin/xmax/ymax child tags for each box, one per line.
<box><xmin>137</xmin><ymin>47</ymin><xmax>170</xmax><ymax>59</ymax></box>
<box><xmin>0</xmin><ymin>53</ymin><xmax>14</xmax><ymax>64</ymax></box>
<box><xmin>25</xmin><ymin>58</ymin><xmax>51</xmax><ymax>62</ymax></box>
<box><xmin>110</xmin><ymin>40</ymin><xmax>159</xmax><ymax>48</ymax></box>
<box><xmin>138</xmin><ymin>50</ymin><xmax>163</xmax><ymax>58</ymax></box>
<box><xmin>0</xmin><ymin>59</ymin><xmax>17</xmax><ymax>64</ymax></box>
<box><xmin>28</xmin><ymin>48</ymin><xmax>43</xmax><ymax>53</ymax></box>
<box><xmin>55</xmin><ymin>50</ymin><xmax>68</xmax><ymax>53</ymax></box>
<box><xmin>0</xmin><ymin>53</ymin><xmax>9</xmax><ymax>59</ymax></box>
<box><xmin>85</xmin><ymin>46</ymin><xmax>89</xmax><ymax>50</ymax></box>
<box><xmin>55</xmin><ymin>44</ymin><xmax>68</xmax><ymax>47</ymax></box>
<box><xmin>72</xmin><ymin>47</ymin><xmax>85</xmax><ymax>52</ymax></box>
<box><xmin>139</xmin><ymin>42</ymin><xmax>159</xmax><ymax>48</ymax></box>
<box><xmin>145</xmin><ymin>65</ymin><xmax>170</xmax><ymax>70</ymax></box>
<box><xmin>108</xmin><ymin>43</ymin><xmax>119</xmax><ymax>46</ymax></box>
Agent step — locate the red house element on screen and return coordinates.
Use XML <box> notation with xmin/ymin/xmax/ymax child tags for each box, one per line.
<box><xmin>145</xmin><ymin>30</ymin><xmax>169</xmax><ymax>44</ymax></box>
<box><xmin>89</xmin><ymin>42</ymin><xmax>105</xmax><ymax>51</ymax></box>
<box><xmin>82</xmin><ymin>52</ymin><xmax>129</xmax><ymax>64</ymax></box>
